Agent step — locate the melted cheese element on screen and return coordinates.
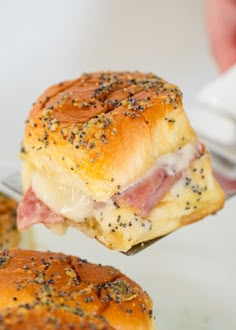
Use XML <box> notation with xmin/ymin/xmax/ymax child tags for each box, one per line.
<box><xmin>158</xmin><ymin>143</ymin><xmax>196</xmax><ymax>174</ymax></box>
<box><xmin>32</xmin><ymin>172</ymin><xmax>94</xmax><ymax>223</ymax></box>
<box><xmin>120</xmin><ymin>143</ymin><xmax>196</xmax><ymax>191</ymax></box>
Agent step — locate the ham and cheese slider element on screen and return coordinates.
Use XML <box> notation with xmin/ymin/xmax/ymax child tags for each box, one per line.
<box><xmin>18</xmin><ymin>71</ymin><xmax>225</xmax><ymax>251</ymax></box>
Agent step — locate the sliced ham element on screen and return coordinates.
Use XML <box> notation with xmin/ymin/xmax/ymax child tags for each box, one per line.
<box><xmin>113</xmin><ymin>170</ymin><xmax>181</xmax><ymax>217</ymax></box>
<box><xmin>17</xmin><ymin>188</ymin><xmax>64</xmax><ymax>231</ymax></box>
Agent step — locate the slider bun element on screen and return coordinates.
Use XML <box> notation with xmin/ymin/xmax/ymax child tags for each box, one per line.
<box><xmin>0</xmin><ymin>192</ymin><xmax>20</xmax><ymax>249</ymax></box>
<box><xmin>0</xmin><ymin>249</ymin><xmax>156</xmax><ymax>329</ymax></box>
<box><xmin>22</xmin><ymin>71</ymin><xmax>197</xmax><ymax>200</ymax></box>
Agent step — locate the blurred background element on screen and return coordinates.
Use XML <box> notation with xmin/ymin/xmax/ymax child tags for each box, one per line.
<box><xmin>0</xmin><ymin>0</ymin><xmax>219</xmax><ymax>159</ymax></box>
<box><xmin>0</xmin><ymin>1</ymin><xmax>235</xmax><ymax>329</ymax></box>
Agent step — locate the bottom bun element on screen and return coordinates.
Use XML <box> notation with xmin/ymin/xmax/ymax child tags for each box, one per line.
<box><xmin>0</xmin><ymin>249</ymin><xmax>156</xmax><ymax>330</ymax></box>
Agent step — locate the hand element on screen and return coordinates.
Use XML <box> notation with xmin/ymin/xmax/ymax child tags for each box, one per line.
<box><xmin>206</xmin><ymin>0</ymin><xmax>236</xmax><ymax>72</ymax></box>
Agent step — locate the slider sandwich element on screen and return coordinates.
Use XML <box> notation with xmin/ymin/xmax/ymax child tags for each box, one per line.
<box><xmin>18</xmin><ymin>71</ymin><xmax>225</xmax><ymax>251</ymax></box>
<box><xmin>0</xmin><ymin>249</ymin><xmax>156</xmax><ymax>329</ymax></box>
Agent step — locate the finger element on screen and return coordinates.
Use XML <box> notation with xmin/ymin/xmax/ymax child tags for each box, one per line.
<box><xmin>206</xmin><ymin>0</ymin><xmax>236</xmax><ymax>72</ymax></box>
<box><xmin>211</xmin><ymin>37</ymin><xmax>236</xmax><ymax>72</ymax></box>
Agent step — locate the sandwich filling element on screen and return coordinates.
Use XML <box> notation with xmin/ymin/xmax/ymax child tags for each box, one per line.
<box><xmin>17</xmin><ymin>142</ymin><xmax>204</xmax><ymax>231</ymax></box>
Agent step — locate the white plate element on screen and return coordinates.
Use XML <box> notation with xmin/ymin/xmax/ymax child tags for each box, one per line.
<box><xmin>0</xmin><ymin>161</ymin><xmax>235</xmax><ymax>330</ymax></box>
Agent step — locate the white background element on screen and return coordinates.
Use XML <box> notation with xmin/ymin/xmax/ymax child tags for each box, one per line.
<box><xmin>0</xmin><ymin>1</ymin><xmax>235</xmax><ymax>329</ymax></box>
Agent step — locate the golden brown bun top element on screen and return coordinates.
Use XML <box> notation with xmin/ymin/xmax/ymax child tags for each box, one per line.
<box><xmin>28</xmin><ymin>71</ymin><xmax>182</xmax><ymax>124</ymax></box>
<box><xmin>22</xmin><ymin>71</ymin><xmax>196</xmax><ymax>198</ymax></box>
<box><xmin>0</xmin><ymin>249</ymin><xmax>155</xmax><ymax>329</ymax></box>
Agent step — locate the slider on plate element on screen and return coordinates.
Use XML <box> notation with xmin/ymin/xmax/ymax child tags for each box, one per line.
<box><xmin>18</xmin><ymin>71</ymin><xmax>225</xmax><ymax>252</ymax></box>
<box><xmin>0</xmin><ymin>249</ymin><xmax>156</xmax><ymax>329</ymax></box>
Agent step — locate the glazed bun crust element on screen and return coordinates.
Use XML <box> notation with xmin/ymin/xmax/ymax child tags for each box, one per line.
<box><xmin>0</xmin><ymin>192</ymin><xmax>20</xmax><ymax>249</ymax></box>
<box><xmin>0</xmin><ymin>249</ymin><xmax>156</xmax><ymax>329</ymax></box>
<box><xmin>22</xmin><ymin>71</ymin><xmax>196</xmax><ymax>199</ymax></box>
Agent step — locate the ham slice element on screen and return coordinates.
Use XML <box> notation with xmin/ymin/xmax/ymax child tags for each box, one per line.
<box><xmin>113</xmin><ymin>170</ymin><xmax>181</xmax><ymax>217</ymax></box>
<box><xmin>17</xmin><ymin>188</ymin><xmax>64</xmax><ymax>231</ymax></box>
